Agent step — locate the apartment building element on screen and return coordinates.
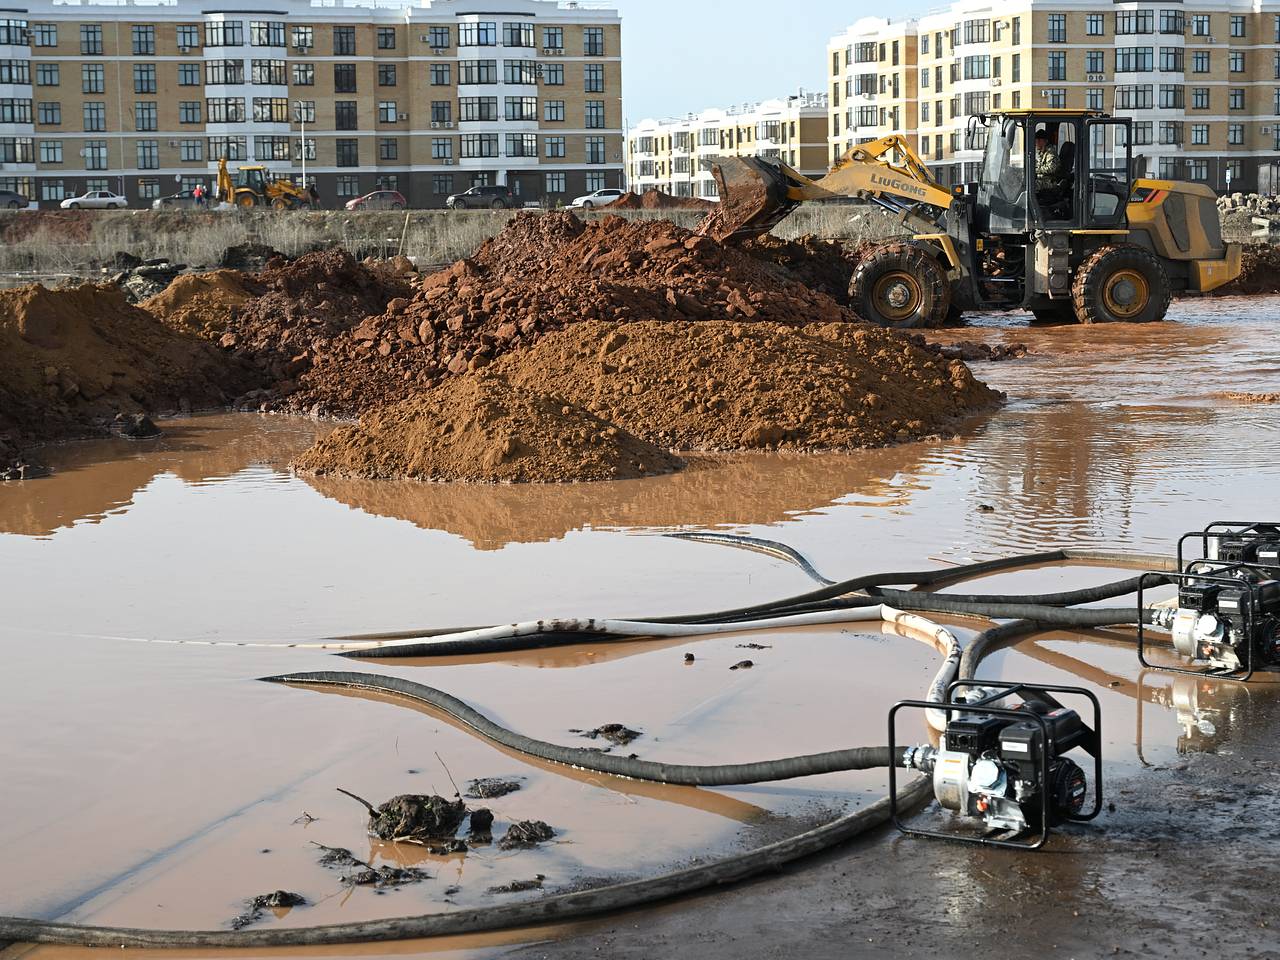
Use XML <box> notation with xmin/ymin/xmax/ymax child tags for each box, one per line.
<box><xmin>0</xmin><ymin>0</ymin><xmax>622</xmax><ymax>209</ymax></box>
<box><xmin>625</xmin><ymin>92</ymin><xmax>828</xmax><ymax>198</ymax></box>
<box><xmin>828</xmin><ymin>1</ymin><xmax>1280</xmax><ymax>193</ymax></box>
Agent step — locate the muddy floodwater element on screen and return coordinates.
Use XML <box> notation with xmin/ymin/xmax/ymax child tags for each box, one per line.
<box><xmin>3</xmin><ymin>296</ymin><xmax>1280</xmax><ymax>960</ymax></box>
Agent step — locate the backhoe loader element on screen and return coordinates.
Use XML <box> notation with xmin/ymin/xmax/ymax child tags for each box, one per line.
<box><xmin>215</xmin><ymin>158</ymin><xmax>313</xmax><ymax>210</ymax></box>
<box><xmin>702</xmin><ymin>110</ymin><xmax>1240</xmax><ymax>326</ymax></box>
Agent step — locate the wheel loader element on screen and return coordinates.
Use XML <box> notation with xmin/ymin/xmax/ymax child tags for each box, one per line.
<box><xmin>702</xmin><ymin>110</ymin><xmax>1241</xmax><ymax>326</ymax></box>
<box><xmin>215</xmin><ymin>158</ymin><xmax>313</xmax><ymax>210</ymax></box>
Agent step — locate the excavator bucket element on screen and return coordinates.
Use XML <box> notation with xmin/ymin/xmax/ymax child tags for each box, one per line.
<box><xmin>697</xmin><ymin>157</ymin><xmax>802</xmax><ymax>243</ymax></box>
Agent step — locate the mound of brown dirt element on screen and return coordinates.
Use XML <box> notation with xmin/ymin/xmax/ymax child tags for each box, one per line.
<box><xmin>295</xmin><ymin>373</ymin><xmax>683</xmax><ymax>483</ymax></box>
<box><xmin>143</xmin><ymin>270</ymin><xmax>261</xmax><ymax>336</ymax></box>
<box><xmin>745</xmin><ymin>236</ymin><xmax>865</xmax><ymax>304</ymax></box>
<box><xmin>1216</xmin><ymin>243</ymin><xmax>1280</xmax><ymax>296</ymax></box>
<box><xmin>605</xmin><ymin>191</ymin><xmax>714</xmax><ymax>211</ymax></box>
<box><xmin>490</xmin><ymin>320</ymin><xmax>1001</xmax><ymax>451</ymax></box>
<box><xmin>260</xmin><ymin>213</ymin><xmax>861</xmax><ymax>418</ymax></box>
<box><xmin>0</xmin><ymin>283</ymin><xmax>258</xmax><ymax>457</ymax></box>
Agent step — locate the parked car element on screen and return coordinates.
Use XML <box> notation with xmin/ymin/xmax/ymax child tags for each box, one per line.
<box><xmin>152</xmin><ymin>192</ymin><xmax>200</xmax><ymax>211</ymax></box>
<box><xmin>569</xmin><ymin>188</ymin><xmax>625</xmax><ymax>209</ymax></box>
<box><xmin>0</xmin><ymin>188</ymin><xmax>31</xmax><ymax>209</ymax></box>
<box><xmin>60</xmin><ymin>190</ymin><xmax>127</xmax><ymax>210</ymax></box>
<box><xmin>346</xmin><ymin>190</ymin><xmax>406</xmax><ymax>211</ymax></box>
<box><xmin>445</xmin><ymin>185</ymin><xmax>514</xmax><ymax>210</ymax></box>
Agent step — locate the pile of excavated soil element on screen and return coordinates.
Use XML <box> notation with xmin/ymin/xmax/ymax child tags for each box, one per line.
<box><xmin>295</xmin><ymin>373</ymin><xmax>683</xmax><ymax>483</ymax></box>
<box><xmin>1216</xmin><ymin>243</ymin><xmax>1280</xmax><ymax>296</ymax></box>
<box><xmin>605</xmin><ymin>191</ymin><xmax>714</xmax><ymax>211</ymax></box>
<box><xmin>143</xmin><ymin>270</ymin><xmax>262</xmax><ymax>336</ymax></box>
<box><xmin>0</xmin><ymin>283</ymin><xmax>258</xmax><ymax>460</ymax></box>
<box><xmin>745</xmin><ymin>236</ymin><xmax>867</xmax><ymax>305</ymax></box>
<box><xmin>259</xmin><ymin>213</ymin><xmax>862</xmax><ymax>418</ymax></box>
<box><xmin>490</xmin><ymin>319</ymin><xmax>999</xmax><ymax>451</ymax></box>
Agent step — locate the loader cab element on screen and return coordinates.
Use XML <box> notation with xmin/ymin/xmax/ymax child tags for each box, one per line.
<box><xmin>236</xmin><ymin>166</ymin><xmax>268</xmax><ymax>195</ymax></box>
<box><xmin>976</xmin><ymin>111</ymin><xmax>1132</xmax><ymax>234</ymax></box>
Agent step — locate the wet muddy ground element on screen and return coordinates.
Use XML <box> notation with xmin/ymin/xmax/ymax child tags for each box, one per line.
<box><xmin>2</xmin><ymin>295</ymin><xmax>1279</xmax><ymax>959</ymax></box>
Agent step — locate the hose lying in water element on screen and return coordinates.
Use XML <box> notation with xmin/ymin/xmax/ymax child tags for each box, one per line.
<box><xmin>0</xmin><ymin>616</ymin><xmax>958</xmax><ymax>948</ymax></box>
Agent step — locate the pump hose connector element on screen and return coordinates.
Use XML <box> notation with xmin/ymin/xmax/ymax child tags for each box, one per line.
<box><xmin>902</xmin><ymin>744</ymin><xmax>937</xmax><ymax>774</ymax></box>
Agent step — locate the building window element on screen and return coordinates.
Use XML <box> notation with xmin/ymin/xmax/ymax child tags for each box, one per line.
<box><xmin>379</xmin><ymin>137</ymin><xmax>397</xmax><ymax>160</ymax></box>
<box><xmin>333</xmin><ymin>64</ymin><xmax>356</xmax><ymax>92</ymax></box>
<box><xmin>1159</xmin><ymin>47</ymin><xmax>1182</xmax><ymax>73</ymax></box>
<box><xmin>461</xmin><ymin>133</ymin><xmax>498</xmax><ymax>158</ymax></box>
<box><xmin>292</xmin><ymin>63</ymin><xmax>314</xmax><ymax>86</ymax></box>
<box><xmin>250</xmin><ymin>20</ymin><xmax>285</xmax><ymax>46</ymax></box>
<box><xmin>378</xmin><ymin>100</ymin><xmax>398</xmax><ymax>122</ymax></box>
<box><xmin>206</xmin><ymin>97</ymin><xmax>245</xmax><ymax>123</ymax></box>
<box><xmin>1191</xmin><ymin>52</ymin><xmax>1209</xmax><ymax>74</ymax></box>
<box><xmin>964</xmin><ymin>55</ymin><xmax>991</xmax><ymax>80</ymax></box>
<box><xmin>503</xmin><ymin>21</ymin><xmax>533</xmax><ymax>47</ymax></box>
<box><xmin>433</xmin><ymin>173</ymin><xmax>453</xmax><ymax>195</ymax></box>
<box><xmin>585</xmin><ymin>100</ymin><xmax>605</xmax><ymax>128</ymax></box>
<box><xmin>251</xmin><ymin>137</ymin><xmax>286</xmax><ymax>161</ymax></box>
<box><xmin>1011</xmin><ymin>91</ymin><xmax>1021</xmax><ymax>109</ymax></box>
<box><xmin>0</xmin><ymin>60</ymin><xmax>28</xmax><ymax>85</ymax></box>
<box><xmin>0</xmin><ymin>137</ymin><xmax>32</xmax><ymax>163</ymax></box>
<box><xmin>252</xmin><ymin>97</ymin><xmax>287</xmax><ymax>122</ymax></box>
<box><xmin>504</xmin><ymin>96</ymin><xmax>536</xmax><ymax>121</ymax></box>
<box><xmin>431</xmin><ymin>100</ymin><xmax>452</xmax><ymax>123</ymax></box>
<box><xmin>1229</xmin><ymin>87</ymin><xmax>1244</xmax><ymax>110</ymax></box>
<box><xmin>252</xmin><ymin>60</ymin><xmax>286</xmax><ymax>85</ymax></box>
<box><xmin>333</xmin><ymin>26</ymin><xmax>355</xmax><ymax>55</ymax></box>
<box><xmin>430</xmin><ymin>64</ymin><xmax>451</xmax><ymax>85</ymax></box>
<box><xmin>1116</xmin><ymin>10</ymin><xmax>1153</xmax><ymax>34</ymax></box>
<box><xmin>545</xmin><ymin>172</ymin><xmax>566</xmax><ymax>194</ymax></box>
<box><xmin>544</xmin><ymin>135</ymin><xmax>565</xmax><ymax>158</ymax></box>
<box><xmin>1188</xmin><ymin>160</ymin><xmax>1207</xmax><ymax>182</ymax></box>
<box><xmin>584</xmin><ymin>26</ymin><xmax>604</xmax><ymax>55</ymax></box>
<box><xmin>459</xmin><ymin>21</ymin><xmax>497</xmax><ymax>46</ymax></box>
<box><xmin>1045</xmin><ymin>88</ymin><xmax>1066</xmax><ymax>108</ymax></box>
<box><xmin>586</xmin><ymin>171</ymin><xmax>606</xmax><ymax>192</ymax></box>
<box><xmin>81</xmin><ymin>24</ymin><xmax>103</xmax><ymax>55</ymax></box>
<box><xmin>1086</xmin><ymin>51</ymin><xmax>1105</xmax><ymax>74</ymax></box>
<box><xmin>544</xmin><ymin>99</ymin><xmax>565</xmax><ymax>122</ymax></box>
<box><xmin>1228</xmin><ymin>123</ymin><xmax>1244</xmax><ymax>145</ymax></box>
<box><xmin>39</xmin><ymin>139</ymin><xmax>61</xmax><ymax>163</ymax></box>
<box><xmin>83</xmin><ymin>140</ymin><xmax>107</xmax><ymax>169</ymax></box>
<box><xmin>134</xmin><ymin>102</ymin><xmax>157</xmax><ymax>131</ymax></box>
<box><xmin>505</xmin><ymin>132</ymin><xmax>537</xmax><ymax>157</ymax></box>
<box><xmin>33</xmin><ymin>23</ymin><xmax>56</xmax><ymax>46</ymax></box>
<box><xmin>584</xmin><ymin>63</ymin><xmax>605</xmax><ymax>92</ymax></box>
<box><xmin>205</xmin><ymin>20</ymin><xmax>244</xmax><ymax>47</ymax></box>
<box><xmin>1229</xmin><ymin>52</ymin><xmax>1244</xmax><ymax>74</ymax></box>
<box><xmin>1230</xmin><ymin>15</ymin><xmax>1245</xmax><ymax>38</ymax></box>
<box><xmin>379</xmin><ymin>64</ymin><xmax>396</xmax><ymax>86</ymax></box>
<box><xmin>921</xmin><ymin>68</ymin><xmax>930</xmax><ymax>90</ymax></box>
<box><xmin>132</xmin><ymin>25</ymin><xmax>155</xmax><ymax>55</ymax></box>
<box><xmin>1086</xmin><ymin>88</ymin><xmax>1104</xmax><ymax>110</ymax></box>
<box><xmin>133</xmin><ymin>64</ymin><xmax>156</xmax><ymax>94</ymax></box>
<box><xmin>539</xmin><ymin>27</ymin><xmax>563</xmax><ymax>52</ymax></box>
<box><xmin>1191</xmin><ymin>87</ymin><xmax>1209</xmax><ymax>109</ymax></box>
<box><xmin>336</xmin><ymin>139</ymin><xmax>358</xmax><ymax>166</ymax></box>
<box><xmin>179</xmin><ymin>64</ymin><xmax>200</xmax><ymax>85</ymax></box>
<box><xmin>293</xmin><ymin>136</ymin><xmax>314</xmax><ymax>160</ymax></box>
<box><xmin>1132</xmin><ymin>121</ymin><xmax>1153</xmax><ymax>145</ymax></box>
<box><xmin>82</xmin><ymin>64</ymin><xmax>104</xmax><ymax>94</ymax></box>
<box><xmin>291</xmin><ymin>25</ymin><xmax>312</xmax><ymax>48</ymax></box>
<box><xmin>1047</xmin><ymin>14</ymin><xmax>1066</xmax><ymax>42</ymax></box>
<box><xmin>206</xmin><ymin>60</ymin><xmax>244</xmax><ymax>85</ymax></box>
<box><xmin>41</xmin><ymin>180</ymin><xmax>65</xmax><ymax>201</ymax></box>
<box><xmin>1191</xmin><ymin>14</ymin><xmax>1209</xmax><ymax>36</ymax></box>
<box><xmin>427</xmin><ymin>26</ymin><xmax>450</xmax><ymax>48</ymax></box>
<box><xmin>83</xmin><ymin>102</ymin><xmax>105</xmax><ymax>131</ymax></box>
<box><xmin>1159</xmin><ymin>10</ymin><xmax>1184</xmax><ymax>34</ymax></box>
<box><xmin>1158</xmin><ymin>121</ymin><xmax>1182</xmax><ymax>145</ymax></box>
<box><xmin>505</xmin><ymin>59</ymin><xmax>538</xmax><ymax>84</ymax></box>
<box><xmin>208</xmin><ymin>136</ymin><xmax>246</xmax><ymax>160</ymax></box>
<box><xmin>136</xmin><ymin>139</ymin><xmax>158</xmax><ymax>168</ymax></box>
<box><xmin>459</xmin><ymin>59</ymin><xmax>497</xmax><ymax>84</ymax></box>
<box><xmin>1086</xmin><ymin>13</ymin><xmax>1104</xmax><ymax>36</ymax></box>
<box><xmin>1114</xmin><ymin>84</ymin><xmax>1153</xmax><ymax>109</ymax></box>
<box><xmin>460</xmin><ymin>96</ymin><xmax>497</xmax><ymax>121</ymax></box>
<box><xmin>180</xmin><ymin>138</ymin><xmax>203</xmax><ymax>160</ymax></box>
<box><xmin>1116</xmin><ymin>47</ymin><xmax>1153</xmax><ymax>73</ymax></box>
<box><xmin>543</xmin><ymin>63</ymin><xmax>564</xmax><ymax>85</ymax></box>
<box><xmin>1159</xmin><ymin>84</ymin><xmax>1184</xmax><ymax>108</ymax></box>
<box><xmin>176</xmin><ymin>24</ymin><xmax>200</xmax><ymax>48</ymax></box>
<box><xmin>37</xmin><ymin>102</ymin><xmax>60</xmax><ymax>124</ymax></box>
<box><xmin>377</xmin><ymin>26</ymin><xmax>396</xmax><ymax>49</ymax></box>
<box><xmin>335</xmin><ymin>101</ymin><xmax>358</xmax><ymax>129</ymax></box>
<box><xmin>431</xmin><ymin>137</ymin><xmax>452</xmax><ymax>159</ymax></box>
<box><xmin>1047</xmin><ymin>52</ymin><xmax>1066</xmax><ymax>81</ymax></box>
<box><xmin>336</xmin><ymin>175</ymin><xmax>359</xmax><ymax>197</ymax></box>
<box><xmin>1011</xmin><ymin>54</ymin><xmax>1020</xmax><ymax>83</ymax></box>
<box><xmin>179</xmin><ymin>99</ymin><xmax>201</xmax><ymax>123</ymax></box>
<box><xmin>1190</xmin><ymin>123</ymin><xmax>1208</xmax><ymax>145</ymax></box>
<box><xmin>585</xmin><ymin>135</ymin><xmax>606</xmax><ymax>164</ymax></box>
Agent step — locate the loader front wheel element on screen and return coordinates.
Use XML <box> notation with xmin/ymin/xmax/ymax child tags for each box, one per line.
<box><xmin>1072</xmin><ymin>244</ymin><xmax>1171</xmax><ymax>324</ymax></box>
<box><xmin>850</xmin><ymin>243</ymin><xmax>951</xmax><ymax>328</ymax></box>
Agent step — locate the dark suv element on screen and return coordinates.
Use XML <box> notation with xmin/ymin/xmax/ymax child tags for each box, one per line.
<box><xmin>0</xmin><ymin>188</ymin><xmax>30</xmax><ymax>209</ymax></box>
<box><xmin>446</xmin><ymin>185</ymin><xmax>514</xmax><ymax>210</ymax></box>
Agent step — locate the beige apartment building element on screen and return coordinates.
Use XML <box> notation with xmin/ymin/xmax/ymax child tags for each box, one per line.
<box><xmin>0</xmin><ymin>0</ymin><xmax>622</xmax><ymax>208</ymax></box>
<box><xmin>625</xmin><ymin>92</ymin><xmax>828</xmax><ymax>198</ymax></box>
<box><xmin>829</xmin><ymin>1</ymin><xmax>1280</xmax><ymax>193</ymax></box>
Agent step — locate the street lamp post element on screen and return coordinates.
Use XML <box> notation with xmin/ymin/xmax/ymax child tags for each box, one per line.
<box><xmin>295</xmin><ymin>101</ymin><xmax>307</xmax><ymax>193</ymax></box>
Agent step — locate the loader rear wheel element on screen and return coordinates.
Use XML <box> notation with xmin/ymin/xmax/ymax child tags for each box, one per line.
<box><xmin>849</xmin><ymin>242</ymin><xmax>951</xmax><ymax>328</ymax></box>
<box><xmin>1072</xmin><ymin>244</ymin><xmax>1171</xmax><ymax>324</ymax></box>
<box><xmin>271</xmin><ymin>197</ymin><xmax>289</xmax><ymax>210</ymax></box>
<box><xmin>236</xmin><ymin>193</ymin><xmax>257</xmax><ymax>209</ymax></box>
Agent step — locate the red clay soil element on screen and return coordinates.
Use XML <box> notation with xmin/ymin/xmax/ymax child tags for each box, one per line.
<box><xmin>605</xmin><ymin>190</ymin><xmax>714</xmax><ymax>211</ymax></box>
<box><xmin>142</xmin><ymin>269</ymin><xmax>262</xmax><ymax>336</ymax></box>
<box><xmin>243</xmin><ymin>212</ymin><xmax>865</xmax><ymax>418</ymax></box>
<box><xmin>0</xmin><ymin>282</ymin><xmax>259</xmax><ymax>460</ymax></box>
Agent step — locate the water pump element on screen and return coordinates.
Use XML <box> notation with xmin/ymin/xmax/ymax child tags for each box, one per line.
<box><xmin>889</xmin><ymin>681</ymin><xmax>1102</xmax><ymax>849</ymax></box>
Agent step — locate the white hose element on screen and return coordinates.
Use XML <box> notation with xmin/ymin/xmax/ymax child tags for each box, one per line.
<box><xmin>880</xmin><ymin>606</ymin><xmax>962</xmax><ymax>733</ymax></box>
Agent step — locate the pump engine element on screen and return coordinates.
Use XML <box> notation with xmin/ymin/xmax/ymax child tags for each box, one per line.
<box><xmin>890</xmin><ymin>681</ymin><xmax>1102</xmax><ymax>848</ymax></box>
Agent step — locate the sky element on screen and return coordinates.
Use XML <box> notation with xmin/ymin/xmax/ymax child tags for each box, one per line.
<box><xmin>613</xmin><ymin>0</ymin><xmax>876</xmax><ymax>125</ymax></box>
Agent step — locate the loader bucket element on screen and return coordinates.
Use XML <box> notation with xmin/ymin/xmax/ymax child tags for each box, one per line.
<box><xmin>697</xmin><ymin>157</ymin><xmax>801</xmax><ymax>243</ymax></box>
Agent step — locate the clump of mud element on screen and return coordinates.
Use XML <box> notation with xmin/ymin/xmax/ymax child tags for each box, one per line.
<box><xmin>294</xmin><ymin>373</ymin><xmax>684</xmax><ymax>483</ymax></box>
<box><xmin>229</xmin><ymin>890</ymin><xmax>305</xmax><ymax>930</ymax></box>
<box><xmin>745</xmin><ymin>235</ymin><xmax>863</xmax><ymax>305</ymax></box>
<box><xmin>498</xmin><ymin>820</ymin><xmax>556</xmax><ymax>850</ymax></box>
<box><xmin>1217</xmin><ymin>244</ymin><xmax>1280</xmax><ymax>295</ymax></box>
<box><xmin>605</xmin><ymin>190</ymin><xmax>714</xmax><ymax>211</ymax></box>
<box><xmin>0</xmin><ymin>282</ymin><xmax>258</xmax><ymax>459</ymax></box>
<box><xmin>465</xmin><ymin>778</ymin><xmax>523</xmax><ymax>799</ymax></box>
<box><xmin>338</xmin><ymin>788</ymin><xmax>466</xmax><ymax>842</ymax></box>
<box><xmin>576</xmin><ymin>723</ymin><xmax>642</xmax><ymax>746</ymax></box>
<box><xmin>490</xmin><ymin>320</ymin><xmax>1001</xmax><ymax>451</ymax></box>
<box><xmin>143</xmin><ymin>270</ymin><xmax>261</xmax><ymax>336</ymax></box>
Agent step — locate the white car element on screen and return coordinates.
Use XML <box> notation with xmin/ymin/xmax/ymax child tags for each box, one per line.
<box><xmin>60</xmin><ymin>189</ymin><xmax>127</xmax><ymax>210</ymax></box>
<box><xmin>569</xmin><ymin>188</ymin><xmax>625</xmax><ymax>209</ymax></box>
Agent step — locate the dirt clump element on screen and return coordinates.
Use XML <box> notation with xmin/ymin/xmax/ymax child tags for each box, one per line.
<box><xmin>229</xmin><ymin>891</ymin><xmax>305</xmax><ymax>930</ymax></box>
<box><xmin>465</xmin><ymin>778</ymin><xmax>523</xmax><ymax>799</ymax></box>
<box><xmin>489</xmin><ymin>320</ymin><xmax>1001</xmax><ymax>452</ymax></box>
<box><xmin>745</xmin><ymin>235</ymin><xmax>862</xmax><ymax>304</ymax></box>
<box><xmin>605</xmin><ymin>190</ymin><xmax>714</xmax><ymax>211</ymax></box>
<box><xmin>498</xmin><ymin>820</ymin><xmax>556</xmax><ymax>850</ymax></box>
<box><xmin>1216</xmin><ymin>243</ymin><xmax>1280</xmax><ymax>296</ymax></box>
<box><xmin>337</xmin><ymin>789</ymin><xmax>466</xmax><ymax>843</ymax></box>
<box><xmin>575</xmin><ymin>724</ymin><xmax>642</xmax><ymax>746</ymax></box>
<box><xmin>698</xmin><ymin>169</ymin><xmax>771</xmax><ymax>243</ymax></box>
<box><xmin>0</xmin><ymin>282</ymin><xmax>258</xmax><ymax>457</ymax></box>
<box><xmin>143</xmin><ymin>270</ymin><xmax>261</xmax><ymax>336</ymax></box>
<box><xmin>295</xmin><ymin>373</ymin><xmax>683</xmax><ymax>483</ymax></box>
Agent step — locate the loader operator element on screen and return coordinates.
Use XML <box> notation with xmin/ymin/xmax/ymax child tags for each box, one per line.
<box><xmin>1034</xmin><ymin>129</ymin><xmax>1062</xmax><ymax>187</ymax></box>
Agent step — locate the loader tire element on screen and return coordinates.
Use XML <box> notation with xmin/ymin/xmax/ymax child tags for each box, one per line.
<box><xmin>1072</xmin><ymin>244</ymin><xmax>1171</xmax><ymax>324</ymax></box>
<box><xmin>849</xmin><ymin>242</ymin><xmax>951</xmax><ymax>328</ymax></box>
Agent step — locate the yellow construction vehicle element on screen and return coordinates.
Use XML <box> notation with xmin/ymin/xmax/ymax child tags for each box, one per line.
<box><xmin>704</xmin><ymin>110</ymin><xmax>1241</xmax><ymax>326</ymax></box>
<box><xmin>215</xmin><ymin>157</ymin><xmax>313</xmax><ymax>210</ymax></box>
